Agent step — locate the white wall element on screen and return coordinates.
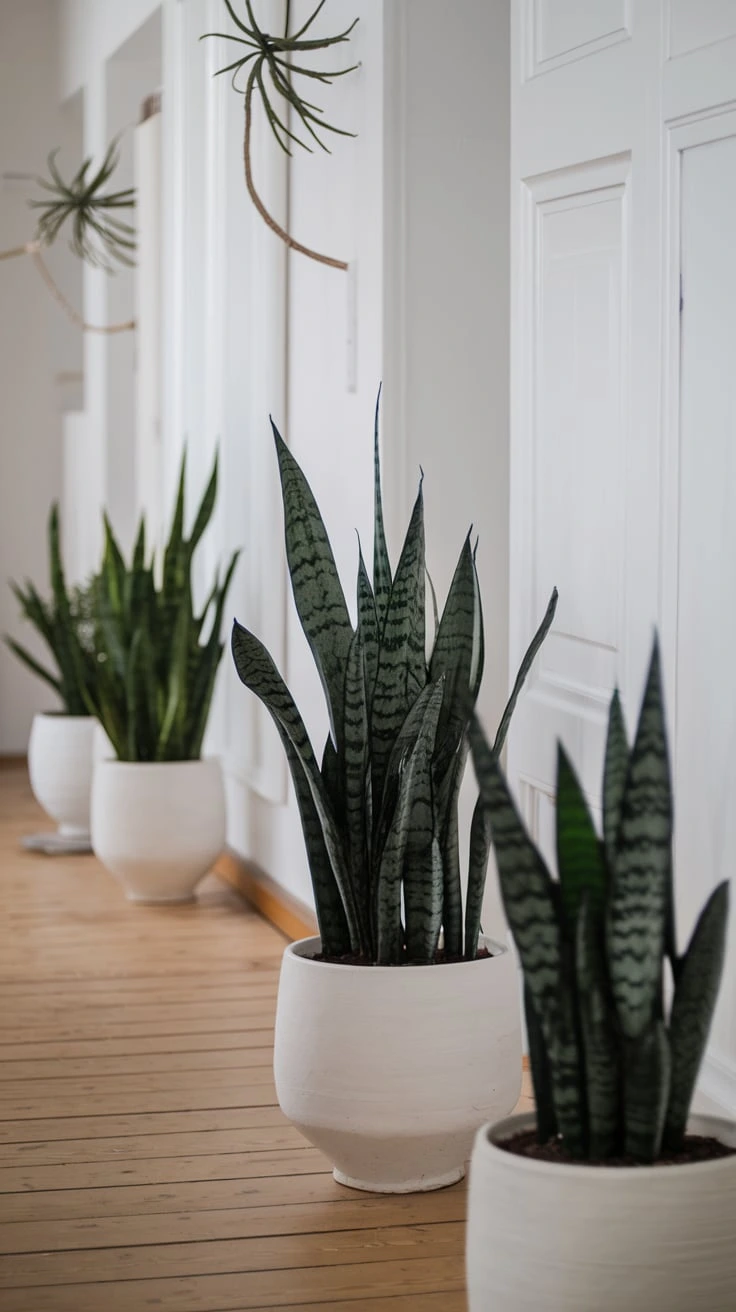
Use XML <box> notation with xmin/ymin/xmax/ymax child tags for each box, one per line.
<box><xmin>0</xmin><ymin>0</ymin><xmax>64</xmax><ymax>751</ymax></box>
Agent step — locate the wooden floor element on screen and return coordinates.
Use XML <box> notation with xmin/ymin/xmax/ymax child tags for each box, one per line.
<box><xmin>0</xmin><ymin>765</ymin><xmax>531</xmax><ymax>1312</ymax></box>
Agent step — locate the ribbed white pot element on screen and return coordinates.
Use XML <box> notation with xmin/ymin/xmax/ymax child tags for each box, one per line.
<box><xmin>27</xmin><ymin>712</ymin><xmax>96</xmax><ymax>838</ymax></box>
<box><xmin>91</xmin><ymin>759</ymin><xmax>226</xmax><ymax>904</ymax></box>
<box><xmin>274</xmin><ymin>935</ymin><xmax>521</xmax><ymax>1193</ymax></box>
<box><xmin>466</xmin><ymin>1110</ymin><xmax>736</xmax><ymax>1312</ymax></box>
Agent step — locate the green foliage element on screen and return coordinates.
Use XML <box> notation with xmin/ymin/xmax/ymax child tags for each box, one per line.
<box><xmin>469</xmin><ymin>637</ymin><xmax>729</xmax><ymax>1163</ymax></box>
<box><xmin>231</xmin><ymin>404</ymin><xmax>557</xmax><ymax>963</ymax></box>
<box><xmin>30</xmin><ymin>138</ymin><xmax>136</xmax><ymax>270</ymax></box>
<box><xmin>5</xmin><ymin>505</ymin><xmax>98</xmax><ymax>715</ymax></box>
<box><xmin>203</xmin><ymin>0</ymin><xmax>359</xmax><ymax>155</ymax></box>
<box><xmin>92</xmin><ymin>452</ymin><xmax>239</xmax><ymax>762</ymax></box>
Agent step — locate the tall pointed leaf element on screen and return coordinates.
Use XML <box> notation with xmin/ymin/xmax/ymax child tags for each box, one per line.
<box><xmin>623</xmin><ymin>1022</ymin><xmax>671</xmax><ymax>1162</ymax></box>
<box><xmin>608</xmin><ymin>640</ymin><xmax>673</xmax><ymax>1039</ymax></box>
<box><xmin>356</xmin><ymin>548</ymin><xmax>378</xmax><ymax>716</ymax></box>
<box><xmin>492</xmin><ymin>588</ymin><xmax>558</xmax><ymax>756</ymax></box>
<box><xmin>429</xmin><ymin>534</ymin><xmax>477</xmax><ymax>776</ymax></box>
<box><xmin>273</xmin><ymin>422</ymin><xmax>353</xmax><ymax>749</ymax></box>
<box><xmin>556</xmin><ymin>745</ymin><xmax>608</xmax><ymax>930</ymax></box>
<box><xmin>464</xmin><ymin>792</ymin><xmax>493</xmax><ymax>961</ymax></box>
<box><xmin>525</xmin><ymin>984</ymin><xmax>557</xmax><ymax>1142</ymax></box>
<box><xmin>188</xmin><ymin>452</ymin><xmax>219</xmax><ymax>555</ymax></box>
<box><xmin>576</xmin><ymin>896</ymin><xmax>619</xmax><ymax>1157</ymax></box>
<box><xmin>665</xmin><ymin>881</ymin><xmax>729</xmax><ymax>1148</ymax></box>
<box><xmin>437</xmin><ymin>741</ymin><xmax>468</xmax><ymax>959</ymax></box>
<box><xmin>371</xmin><ymin>481</ymin><xmax>426</xmax><ymax>797</ymax></box>
<box><xmin>232</xmin><ymin>621</ymin><xmax>362</xmax><ymax>953</ymax></box>
<box><xmin>372</xmin><ymin>386</ymin><xmax>392</xmax><ymax>630</ymax></box>
<box><xmin>602</xmin><ymin>689</ymin><xmax>628</xmax><ymax>870</ymax></box>
<box><xmin>375</xmin><ymin>679</ymin><xmax>444</xmax><ymax>963</ymax></box>
<box><xmin>343</xmin><ymin>630</ymin><xmax>371</xmax><ymax>950</ymax></box>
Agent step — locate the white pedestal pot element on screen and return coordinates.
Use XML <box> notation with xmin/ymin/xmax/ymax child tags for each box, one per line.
<box><xmin>91</xmin><ymin>759</ymin><xmax>226</xmax><ymax>904</ymax></box>
<box><xmin>274</xmin><ymin>935</ymin><xmax>521</xmax><ymax>1194</ymax></box>
<box><xmin>466</xmin><ymin>1110</ymin><xmax>736</xmax><ymax>1312</ymax></box>
<box><xmin>28</xmin><ymin>712</ymin><xmax>97</xmax><ymax>838</ymax></box>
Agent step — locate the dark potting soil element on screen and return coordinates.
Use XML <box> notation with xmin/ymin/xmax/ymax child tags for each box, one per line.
<box><xmin>312</xmin><ymin>946</ymin><xmax>493</xmax><ymax>966</ymax></box>
<box><xmin>498</xmin><ymin>1128</ymin><xmax>736</xmax><ymax>1168</ymax></box>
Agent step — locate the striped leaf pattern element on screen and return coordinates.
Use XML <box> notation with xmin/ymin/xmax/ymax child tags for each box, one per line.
<box><xmin>370</xmin><ymin>482</ymin><xmax>427</xmax><ymax>799</ymax></box>
<box><xmin>372</xmin><ymin>389</ymin><xmax>392</xmax><ymax>630</ymax></box>
<box><xmin>665</xmin><ymin>880</ymin><xmax>729</xmax><ymax>1148</ymax></box>
<box><xmin>273</xmin><ymin>423</ymin><xmax>353</xmax><ymax>751</ymax></box>
<box><xmin>343</xmin><ymin>630</ymin><xmax>371</xmax><ymax>947</ymax></box>
<box><xmin>623</xmin><ymin>1023</ymin><xmax>671</xmax><ymax>1162</ymax></box>
<box><xmin>608</xmin><ymin>640</ymin><xmax>673</xmax><ymax>1039</ymax></box>
<box><xmin>602</xmin><ymin>689</ymin><xmax>628</xmax><ymax>871</ymax></box>
<box><xmin>437</xmin><ymin>742</ymin><xmax>467</xmax><ymax>959</ymax></box>
<box><xmin>524</xmin><ymin>984</ymin><xmax>557</xmax><ymax>1142</ymax></box>
<box><xmin>356</xmin><ymin>548</ymin><xmax>379</xmax><ymax>717</ymax></box>
<box><xmin>232</xmin><ymin>621</ymin><xmax>361</xmax><ymax>954</ymax></box>
<box><xmin>576</xmin><ymin>897</ymin><xmax>619</xmax><ymax>1157</ymax></box>
<box><xmin>556</xmin><ymin>746</ymin><xmax>608</xmax><ymax>929</ymax></box>
<box><xmin>429</xmin><ymin>534</ymin><xmax>477</xmax><ymax>774</ymax></box>
<box><xmin>492</xmin><ymin>588</ymin><xmax>558</xmax><ymax>756</ymax></box>
<box><xmin>464</xmin><ymin>792</ymin><xmax>492</xmax><ymax>962</ymax></box>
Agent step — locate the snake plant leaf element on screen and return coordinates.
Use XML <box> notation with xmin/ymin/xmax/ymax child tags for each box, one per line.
<box><xmin>372</xmin><ymin>387</ymin><xmax>392</xmax><ymax>631</ymax></box>
<box><xmin>163</xmin><ymin>452</ymin><xmax>187</xmax><ymax>600</ymax></box>
<box><xmin>343</xmin><ymin>629</ymin><xmax>370</xmax><ymax>939</ymax></box>
<box><xmin>464</xmin><ymin>792</ymin><xmax>493</xmax><ymax>962</ymax></box>
<box><xmin>231</xmin><ymin>620</ymin><xmax>362</xmax><ymax>953</ymax></box>
<box><xmin>321</xmin><ymin>733</ymin><xmax>342</xmax><ymax>817</ymax></box>
<box><xmin>602</xmin><ymin>688</ymin><xmax>628</xmax><ymax>871</ymax></box>
<box><xmin>469</xmin><ymin>719</ymin><xmax>562</xmax><ymax>1016</ymax></box>
<box><xmin>374</xmin><ymin>677</ymin><xmax>441</xmax><ymax>865</ymax></box>
<box><xmin>272</xmin><ymin>422</ymin><xmax>353</xmax><ymax>751</ymax></box>
<box><xmin>623</xmin><ymin>1021</ymin><xmax>671</xmax><ymax>1162</ymax></box>
<box><xmin>375</xmin><ymin>678</ymin><xmax>444</xmax><ymax>964</ymax></box>
<box><xmin>470</xmin><ymin>545</ymin><xmax>485</xmax><ymax>702</ymax></box>
<box><xmin>437</xmin><ymin>741</ymin><xmax>468</xmax><ymax>959</ymax></box>
<box><xmin>492</xmin><ymin>588</ymin><xmax>559</xmax><ymax>757</ymax></box>
<box><xmin>356</xmin><ymin>548</ymin><xmax>379</xmax><ymax>716</ymax></box>
<box><xmin>188</xmin><ymin>452</ymin><xmax>219</xmax><ymax>556</ymax></box>
<box><xmin>524</xmin><ymin>983</ymin><xmax>557</xmax><ymax>1142</ymax></box>
<box><xmin>556</xmin><ymin>745</ymin><xmax>608</xmax><ymax>931</ymax></box>
<box><xmin>576</xmin><ymin>896</ymin><xmax>619</xmax><ymax>1157</ymax></box>
<box><xmin>371</xmin><ymin>480</ymin><xmax>426</xmax><ymax>799</ymax></box>
<box><xmin>49</xmin><ymin>505</ymin><xmax>87</xmax><ymax>706</ymax></box>
<box><xmin>10</xmin><ymin>580</ymin><xmax>54</xmax><ymax>649</ymax></box>
<box><xmin>156</xmin><ymin>599</ymin><xmax>190</xmax><ymax>761</ymax></box>
<box><xmin>426</xmin><ymin>567</ymin><xmax>440</xmax><ymax>640</ymax></box>
<box><xmin>546</xmin><ymin>985</ymin><xmax>587</xmax><ymax>1158</ymax></box>
<box><xmin>608</xmin><ymin>639</ymin><xmax>673</xmax><ymax>1040</ymax></box>
<box><xmin>404</xmin><ymin>837</ymin><xmax>445</xmax><ymax>965</ymax></box>
<box><xmin>3</xmin><ymin>638</ymin><xmax>61</xmax><ymax>696</ymax></box>
<box><xmin>430</xmin><ymin>533</ymin><xmax>478</xmax><ymax>778</ymax></box>
<box><xmin>188</xmin><ymin>551</ymin><xmax>241</xmax><ymax>760</ymax></box>
<box><xmin>665</xmin><ymin>880</ymin><xmax>729</xmax><ymax>1148</ymax></box>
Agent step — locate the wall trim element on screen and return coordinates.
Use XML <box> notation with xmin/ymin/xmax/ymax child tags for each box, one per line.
<box><xmin>214</xmin><ymin>848</ymin><xmax>317</xmax><ymax>943</ymax></box>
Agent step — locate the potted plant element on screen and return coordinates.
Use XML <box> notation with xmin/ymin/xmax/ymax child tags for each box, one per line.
<box><xmin>6</xmin><ymin>506</ymin><xmax>100</xmax><ymax>846</ymax></box>
<box><xmin>465</xmin><ymin>638</ymin><xmax>736</xmax><ymax>1311</ymax></box>
<box><xmin>90</xmin><ymin>451</ymin><xmax>238</xmax><ymax>904</ymax></box>
<box><xmin>231</xmin><ymin>405</ymin><xmax>558</xmax><ymax>1192</ymax></box>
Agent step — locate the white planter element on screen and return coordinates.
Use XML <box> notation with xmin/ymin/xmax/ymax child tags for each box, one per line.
<box><xmin>466</xmin><ymin>1110</ymin><xmax>736</xmax><ymax>1312</ymax></box>
<box><xmin>28</xmin><ymin>712</ymin><xmax>96</xmax><ymax>838</ymax></box>
<box><xmin>91</xmin><ymin>758</ymin><xmax>226</xmax><ymax>904</ymax></box>
<box><xmin>273</xmin><ymin>935</ymin><xmax>521</xmax><ymax>1193</ymax></box>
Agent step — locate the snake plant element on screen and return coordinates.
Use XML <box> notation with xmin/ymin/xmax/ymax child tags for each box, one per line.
<box><xmin>470</xmin><ymin>637</ymin><xmax>729</xmax><ymax>1162</ymax></box>
<box><xmin>92</xmin><ymin>452</ymin><xmax>239</xmax><ymax>762</ymax></box>
<box><xmin>231</xmin><ymin>406</ymin><xmax>557</xmax><ymax>964</ymax></box>
<box><xmin>5</xmin><ymin>506</ymin><xmax>98</xmax><ymax>715</ymax></box>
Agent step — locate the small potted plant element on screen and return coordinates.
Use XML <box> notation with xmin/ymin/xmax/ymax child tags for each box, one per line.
<box><xmin>6</xmin><ymin>506</ymin><xmax>100</xmax><ymax>847</ymax></box>
<box><xmin>231</xmin><ymin>403</ymin><xmax>558</xmax><ymax>1193</ymax></box>
<box><xmin>90</xmin><ymin>452</ymin><xmax>238</xmax><ymax>904</ymax></box>
<box><xmin>465</xmin><ymin>638</ymin><xmax>736</xmax><ymax>1311</ymax></box>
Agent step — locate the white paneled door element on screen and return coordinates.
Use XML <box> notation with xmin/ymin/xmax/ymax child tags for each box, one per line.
<box><xmin>510</xmin><ymin>1</ymin><xmax>736</xmax><ymax>1110</ymax></box>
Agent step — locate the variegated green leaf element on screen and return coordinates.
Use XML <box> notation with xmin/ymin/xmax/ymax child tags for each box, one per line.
<box><xmin>273</xmin><ymin>422</ymin><xmax>353</xmax><ymax>751</ymax></box>
<box><xmin>623</xmin><ymin>1022</ymin><xmax>671</xmax><ymax>1162</ymax></box>
<box><xmin>556</xmin><ymin>746</ymin><xmax>608</xmax><ymax>930</ymax></box>
<box><xmin>404</xmin><ymin>837</ymin><xmax>444</xmax><ymax>964</ymax></box>
<box><xmin>525</xmin><ymin>983</ymin><xmax>557</xmax><ymax>1143</ymax></box>
<box><xmin>429</xmin><ymin>533</ymin><xmax>477</xmax><ymax>777</ymax></box>
<box><xmin>469</xmin><ymin>718</ymin><xmax>562</xmax><ymax>1017</ymax></box>
<box><xmin>602</xmin><ymin>688</ymin><xmax>628</xmax><ymax>870</ymax></box>
<box><xmin>437</xmin><ymin>741</ymin><xmax>468</xmax><ymax>959</ymax></box>
<box><xmin>665</xmin><ymin>880</ymin><xmax>729</xmax><ymax>1148</ymax></box>
<box><xmin>371</xmin><ymin>480</ymin><xmax>426</xmax><ymax>798</ymax></box>
<box><xmin>376</xmin><ymin>679</ymin><xmax>444</xmax><ymax>964</ymax></box>
<box><xmin>547</xmin><ymin>989</ymin><xmax>587</xmax><ymax>1158</ymax></box>
<box><xmin>372</xmin><ymin>387</ymin><xmax>392</xmax><ymax>631</ymax></box>
<box><xmin>492</xmin><ymin>588</ymin><xmax>558</xmax><ymax>757</ymax></box>
<box><xmin>608</xmin><ymin>639</ymin><xmax>673</xmax><ymax>1039</ymax></box>
<box><xmin>232</xmin><ymin>620</ymin><xmax>361</xmax><ymax>954</ymax></box>
<box><xmin>576</xmin><ymin>896</ymin><xmax>619</xmax><ymax>1157</ymax></box>
<box><xmin>357</xmin><ymin>547</ymin><xmax>378</xmax><ymax>717</ymax></box>
<box><xmin>464</xmin><ymin>791</ymin><xmax>492</xmax><ymax>962</ymax></box>
<box><xmin>343</xmin><ymin>629</ymin><xmax>371</xmax><ymax>950</ymax></box>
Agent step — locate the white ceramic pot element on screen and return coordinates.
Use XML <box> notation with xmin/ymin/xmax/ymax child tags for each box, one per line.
<box><xmin>91</xmin><ymin>758</ymin><xmax>226</xmax><ymax>904</ymax></box>
<box><xmin>466</xmin><ymin>1110</ymin><xmax>736</xmax><ymax>1312</ymax></box>
<box><xmin>27</xmin><ymin>712</ymin><xmax>97</xmax><ymax>838</ymax></box>
<box><xmin>273</xmin><ymin>934</ymin><xmax>521</xmax><ymax>1193</ymax></box>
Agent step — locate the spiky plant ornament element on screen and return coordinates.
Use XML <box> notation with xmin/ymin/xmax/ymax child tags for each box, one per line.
<box><xmin>30</xmin><ymin>138</ymin><xmax>136</xmax><ymax>272</ymax></box>
<box><xmin>203</xmin><ymin>1</ymin><xmax>359</xmax><ymax>270</ymax></box>
<box><xmin>0</xmin><ymin>137</ymin><xmax>136</xmax><ymax>333</ymax></box>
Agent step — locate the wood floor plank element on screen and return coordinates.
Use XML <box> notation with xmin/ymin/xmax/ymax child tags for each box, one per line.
<box><xmin>0</xmin><ymin>763</ymin><xmax>510</xmax><ymax>1310</ymax></box>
